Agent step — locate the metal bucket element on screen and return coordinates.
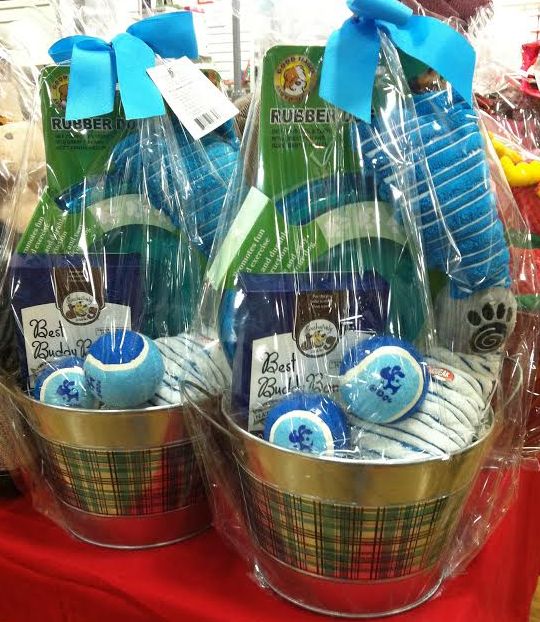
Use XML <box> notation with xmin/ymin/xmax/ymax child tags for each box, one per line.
<box><xmin>226</xmin><ymin>411</ymin><xmax>495</xmax><ymax>617</ymax></box>
<box><xmin>15</xmin><ymin>393</ymin><xmax>211</xmax><ymax>548</ymax></box>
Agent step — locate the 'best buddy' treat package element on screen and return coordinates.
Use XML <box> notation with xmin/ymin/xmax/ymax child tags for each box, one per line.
<box><xmin>10</xmin><ymin>66</ymin><xmax>144</xmax><ymax>387</ymax></box>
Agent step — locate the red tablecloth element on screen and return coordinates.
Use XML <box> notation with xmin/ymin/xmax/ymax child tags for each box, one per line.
<box><xmin>0</xmin><ymin>466</ymin><xmax>539</xmax><ymax>622</ymax></box>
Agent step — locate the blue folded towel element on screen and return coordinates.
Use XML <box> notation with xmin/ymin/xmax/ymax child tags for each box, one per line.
<box><xmin>364</xmin><ymin>90</ymin><xmax>510</xmax><ymax>299</ymax></box>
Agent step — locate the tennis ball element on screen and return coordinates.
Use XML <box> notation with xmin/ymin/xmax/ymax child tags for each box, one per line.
<box><xmin>340</xmin><ymin>336</ymin><xmax>428</xmax><ymax>424</ymax></box>
<box><xmin>263</xmin><ymin>393</ymin><xmax>348</xmax><ymax>455</ymax></box>
<box><xmin>84</xmin><ymin>330</ymin><xmax>165</xmax><ymax>409</ymax></box>
<box><xmin>34</xmin><ymin>356</ymin><xmax>97</xmax><ymax>409</ymax></box>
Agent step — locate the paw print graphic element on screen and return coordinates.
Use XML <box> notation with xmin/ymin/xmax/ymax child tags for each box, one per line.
<box><xmin>467</xmin><ymin>302</ymin><xmax>514</xmax><ymax>353</ymax></box>
<box><xmin>435</xmin><ymin>286</ymin><xmax>518</xmax><ymax>355</ymax></box>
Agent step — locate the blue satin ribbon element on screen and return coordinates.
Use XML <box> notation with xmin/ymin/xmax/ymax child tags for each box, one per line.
<box><xmin>319</xmin><ymin>0</ymin><xmax>476</xmax><ymax>123</ymax></box>
<box><xmin>49</xmin><ymin>12</ymin><xmax>198</xmax><ymax>121</ymax></box>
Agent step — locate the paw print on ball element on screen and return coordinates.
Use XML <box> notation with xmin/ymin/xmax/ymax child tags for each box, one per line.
<box><xmin>467</xmin><ymin>302</ymin><xmax>514</xmax><ymax>354</ymax></box>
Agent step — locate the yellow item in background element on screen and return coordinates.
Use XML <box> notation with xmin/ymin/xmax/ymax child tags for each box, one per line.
<box><xmin>505</xmin><ymin>148</ymin><xmax>523</xmax><ymax>164</ymax></box>
<box><xmin>491</xmin><ymin>135</ymin><xmax>508</xmax><ymax>158</ymax></box>
<box><xmin>492</xmin><ymin>135</ymin><xmax>540</xmax><ymax>187</ymax></box>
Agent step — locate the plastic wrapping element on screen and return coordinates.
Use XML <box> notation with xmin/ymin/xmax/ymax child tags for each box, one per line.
<box><xmin>0</xmin><ymin>46</ymin><xmax>42</xmax><ymax>494</ymax></box>
<box><xmin>0</xmin><ymin>9</ymin><xmax>239</xmax><ymax>546</ymax></box>
<box><xmin>181</xmin><ymin>0</ymin><xmax>538</xmax><ymax>617</ymax></box>
<box><xmin>481</xmin><ymin>120</ymin><xmax>540</xmax><ymax>454</ymax></box>
<box><xmin>469</xmin><ymin>7</ymin><xmax>540</xmax><ymax>455</ymax></box>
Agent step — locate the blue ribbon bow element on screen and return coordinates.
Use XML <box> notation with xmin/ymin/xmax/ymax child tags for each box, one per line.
<box><xmin>319</xmin><ymin>0</ymin><xmax>476</xmax><ymax>123</ymax></box>
<box><xmin>49</xmin><ymin>12</ymin><xmax>198</xmax><ymax>121</ymax></box>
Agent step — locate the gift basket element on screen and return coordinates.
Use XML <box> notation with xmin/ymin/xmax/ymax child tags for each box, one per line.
<box><xmin>0</xmin><ymin>9</ymin><xmax>240</xmax><ymax>547</ymax></box>
<box><xmin>181</xmin><ymin>0</ymin><xmax>538</xmax><ymax>616</ymax></box>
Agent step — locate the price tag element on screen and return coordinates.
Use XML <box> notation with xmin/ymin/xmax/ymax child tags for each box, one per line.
<box><xmin>147</xmin><ymin>57</ymin><xmax>239</xmax><ymax>140</ymax></box>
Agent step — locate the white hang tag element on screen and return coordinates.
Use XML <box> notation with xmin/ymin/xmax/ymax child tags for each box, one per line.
<box><xmin>147</xmin><ymin>57</ymin><xmax>239</xmax><ymax>140</ymax></box>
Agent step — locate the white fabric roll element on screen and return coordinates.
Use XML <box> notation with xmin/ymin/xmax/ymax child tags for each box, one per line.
<box><xmin>151</xmin><ymin>332</ymin><xmax>231</xmax><ymax>407</ymax></box>
<box><xmin>351</xmin><ymin>347</ymin><xmax>497</xmax><ymax>461</ymax></box>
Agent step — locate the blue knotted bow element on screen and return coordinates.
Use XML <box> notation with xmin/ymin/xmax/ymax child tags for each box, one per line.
<box><xmin>319</xmin><ymin>0</ymin><xmax>476</xmax><ymax>123</ymax></box>
<box><xmin>49</xmin><ymin>12</ymin><xmax>198</xmax><ymax>121</ymax></box>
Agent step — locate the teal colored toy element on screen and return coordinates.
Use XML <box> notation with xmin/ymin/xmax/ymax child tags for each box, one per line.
<box><xmin>263</xmin><ymin>393</ymin><xmax>348</xmax><ymax>455</ymax></box>
<box><xmin>34</xmin><ymin>357</ymin><xmax>96</xmax><ymax>409</ymax></box>
<box><xmin>84</xmin><ymin>330</ymin><xmax>165</xmax><ymax>409</ymax></box>
<box><xmin>340</xmin><ymin>336</ymin><xmax>428</xmax><ymax>424</ymax></box>
<box><xmin>102</xmin><ymin>225</ymin><xmax>201</xmax><ymax>339</ymax></box>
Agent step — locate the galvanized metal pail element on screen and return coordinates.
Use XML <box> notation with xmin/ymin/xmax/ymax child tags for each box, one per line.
<box><xmin>226</xmin><ymin>411</ymin><xmax>494</xmax><ymax>617</ymax></box>
<box><xmin>16</xmin><ymin>393</ymin><xmax>211</xmax><ymax>548</ymax></box>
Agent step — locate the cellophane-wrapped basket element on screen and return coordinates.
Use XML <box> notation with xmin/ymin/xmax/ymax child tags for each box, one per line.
<box><xmin>0</xmin><ymin>7</ymin><xmax>240</xmax><ymax>548</ymax></box>
<box><xmin>181</xmin><ymin>0</ymin><xmax>539</xmax><ymax>616</ymax></box>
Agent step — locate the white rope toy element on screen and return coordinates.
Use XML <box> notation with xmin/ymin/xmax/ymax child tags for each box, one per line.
<box><xmin>350</xmin><ymin>347</ymin><xmax>500</xmax><ymax>460</ymax></box>
<box><xmin>151</xmin><ymin>333</ymin><xmax>231</xmax><ymax>407</ymax></box>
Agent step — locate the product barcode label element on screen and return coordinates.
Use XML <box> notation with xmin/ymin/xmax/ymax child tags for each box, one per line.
<box><xmin>194</xmin><ymin>109</ymin><xmax>221</xmax><ymax>130</ymax></box>
<box><xmin>147</xmin><ymin>57</ymin><xmax>239</xmax><ymax>140</ymax></box>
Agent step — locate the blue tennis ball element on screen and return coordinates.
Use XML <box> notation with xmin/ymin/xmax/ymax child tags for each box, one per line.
<box><xmin>84</xmin><ymin>330</ymin><xmax>165</xmax><ymax>409</ymax></box>
<box><xmin>34</xmin><ymin>356</ymin><xmax>97</xmax><ymax>409</ymax></box>
<box><xmin>263</xmin><ymin>393</ymin><xmax>348</xmax><ymax>455</ymax></box>
<box><xmin>340</xmin><ymin>336</ymin><xmax>428</xmax><ymax>423</ymax></box>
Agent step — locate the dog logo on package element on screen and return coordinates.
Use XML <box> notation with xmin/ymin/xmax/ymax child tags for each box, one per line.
<box><xmin>297</xmin><ymin>319</ymin><xmax>338</xmax><ymax>358</ymax></box>
<box><xmin>294</xmin><ymin>291</ymin><xmax>340</xmax><ymax>358</ymax></box>
<box><xmin>53</xmin><ymin>266</ymin><xmax>105</xmax><ymax>326</ymax></box>
<box><xmin>50</xmin><ymin>73</ymin><xmax>69</xmax><ymax>111</ymax></box>
<box><xmin>274</xmin><ymin>55</ymin><xmax>317</xmax><ymax>103</ymax></box>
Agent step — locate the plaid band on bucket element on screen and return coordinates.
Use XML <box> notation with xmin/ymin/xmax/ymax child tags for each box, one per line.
<box><xmin>39</xmin><ymin>436</ymin><xmax>206</xmax><ymax>516</ymax></box>
<box><xmin>239</xmin><ymin>464</ymin><xmax>466</xmax><ymax>580</ymax></box>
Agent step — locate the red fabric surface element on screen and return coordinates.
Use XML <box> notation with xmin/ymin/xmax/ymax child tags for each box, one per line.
<box><xmin>510</xmin><ymin>247</ymin><xmax>540</xmax><ymax>297</ymax></box>
<box><xmin>0</xmin><ymin>467</ymin><xmax>539</xmax><ymax>622</ymax></box>
<box><xmin>512</xmin><ymin>187</ymin><xmax>540</xmax><ymax>239</ymax></box>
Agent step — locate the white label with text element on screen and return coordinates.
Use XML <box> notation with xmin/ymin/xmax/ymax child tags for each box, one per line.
<box><xmin>248</xmin><ymin>330</ymin><xmax>368</xmax><ymax>433</ymax></box>
<box><xmin>22</xmin><ymin>303</ymin><xmax>131</xmax><ymax>386</ymax></box>
<box><xmin>147</xmin><ymin>57</ymin><xmax>239</xmax><ymax>140</ymax></box>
